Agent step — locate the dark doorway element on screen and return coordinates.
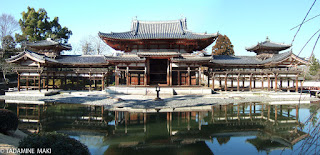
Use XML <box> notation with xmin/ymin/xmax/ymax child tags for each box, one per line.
<box><xmin>149</xmin><ymin>59</ymin><xmax>167</xmax><ymax>85</ymax></box>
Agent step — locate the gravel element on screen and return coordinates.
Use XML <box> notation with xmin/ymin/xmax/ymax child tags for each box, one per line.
<box><xmin>0</xmin><ymin>91</ymin><xmax>318</xmax><ymax>109</ymax></box>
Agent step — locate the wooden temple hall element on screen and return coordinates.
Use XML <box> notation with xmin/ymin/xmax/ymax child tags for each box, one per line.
<box><xmin>6</xmin><ymin>18</ymin><xmax>308</xmax><ymax>92</ymax></box>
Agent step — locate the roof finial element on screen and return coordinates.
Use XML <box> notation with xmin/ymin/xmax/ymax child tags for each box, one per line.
<box><xmin>180</xmin><ymin>14</ymin><xmax>185</xmax><ymax>19</ymax></box>
<box><xmin>266</xmin><ymin>36</ymin><xmax>270</xmax><ymax>42</ymax></box>
<box><xmin>133</xmin><ymin>16</ymin><xmax>137</xmax><ymax>21</ymax></box>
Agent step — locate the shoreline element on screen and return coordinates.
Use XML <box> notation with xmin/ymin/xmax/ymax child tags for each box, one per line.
<box><xmin>1</xmin><ymin>91</ymin><xmax>319</xmax><ymax>109</ymax></box>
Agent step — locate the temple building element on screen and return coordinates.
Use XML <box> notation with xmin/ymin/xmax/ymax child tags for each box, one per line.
<box><xmin>6</xmin><ymin>18</ymin><xmax>308</xmax><ymax>92</ymax></box>
<box><xmin>99</xmin><ymin>18</ymin><xmax>218</xmax><ymax>86</ymax></box>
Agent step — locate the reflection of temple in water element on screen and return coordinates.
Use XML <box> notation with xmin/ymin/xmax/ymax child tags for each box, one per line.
<box><xmin>110</xmin><ymin>104</ymin><xmax>307</xmax><ymax>153</ymax></box>
<box><xmin>3</xmin><ymin>102</ymin><xmax>308</xmax><ymax>154</ymax></box>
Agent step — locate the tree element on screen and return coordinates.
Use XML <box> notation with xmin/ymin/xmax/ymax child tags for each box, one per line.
<box><xmin>212</xmin><ymin>34</ymin><xmax>234</xmax><ymax>55</ymax></box>
<box><xmin>309</xmin><ymin>55</ymin><xmax>320</xmax><ymax>76</ymax></box>
<box><xmin>0</xmin><ymin>13</ymin><xmax>19</xmax><ymax>48</ymax></box>
<box><xmin>81</xmin><ymin>39</ymin><xmax>94</xmax><ymax>55</ymax></box>
<box><xmin>15</xmin><ymin>7</ymin><xmax>72</xmax><ymax>43</ymax></box>
<box><xmin>80</xmin><ymin>35</ymin><xmax>110</xmax><ymax>55</ymax></box>
<box><xmin>1</xmin><ymin>35</ymin><xmax>16</xmax><ymax>50</ymax></box>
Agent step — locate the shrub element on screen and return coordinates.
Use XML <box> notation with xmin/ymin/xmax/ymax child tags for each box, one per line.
<box><xmin>0</xmin><ymin>109</ymin><xmax>18</xmax><ymax>134</ymax></box>
<box><xmin>18</xmin><ymin>132</ymin><xmax>90</xmax><ymax>155</ymax></box>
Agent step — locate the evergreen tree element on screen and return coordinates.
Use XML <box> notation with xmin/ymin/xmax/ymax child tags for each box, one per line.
<box><xmin>309</xmin><ymin>55</ymin><xmax>320</xmax><ymax>76</ymax></box>
<box><xmin>1</xmin><ymin>35</ymin><xmax>16</xmax><ymax>50</ymax></box>
<box><xmin>15</xmin><ymin>7</ymin><xmax>72</xmax><ymax>43</ymax></box>
<box><xmin>212</xmin><ymin>34</ymin><xmax>234</xmax><ymax>55</ymax></box>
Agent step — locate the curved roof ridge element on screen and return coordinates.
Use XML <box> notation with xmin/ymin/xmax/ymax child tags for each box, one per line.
<box><xmin>132</xmin><ymin>19</ymin><xmax>185</xmax><ymax>24</ymax></box>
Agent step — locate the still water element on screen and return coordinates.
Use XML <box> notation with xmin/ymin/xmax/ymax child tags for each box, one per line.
<box><xmin>2</xmin><ymin>102</ymin><xmax>320</xmax><ymax>155</ymax></box>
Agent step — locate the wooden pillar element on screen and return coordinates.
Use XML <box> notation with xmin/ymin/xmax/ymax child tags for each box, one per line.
<box><xmin>26</xmin><ymin>75</ymin><xmax>29</xmax><ymax>91</ymax></box>
<box><xmin>224</xmin><ymin>73</ymin><xmax>228</xmax><ymax>91</ymax></box>
<box><xmin>267</xmin><ymin>74</ymin><xmax>270</xmax><ymax>91</ymax></box>
<box><xmin>261</xmin><ymin>104</ymin><xmax>264</xmax><ymax>117</ymax></box>
<box><xmin>280</xmin><ymin>78</ymin><xmax>283</xmax><ymax>89</ymax></box>
<box><xmin>295</xmin><ymin>75</ymin><xmax>299</xmax><ymax>92</ymax></box>
<box><xmin>144</xmin><ymin>113</ymin><xmax>147</xmax><ymax>133</ymax></box>
<box><xmin>187</xmin><ymin>66</ymin><xmax>190</xmax><ymax>86</ymax></box>
<box><xmin>231</xmin><ymin>74</ymin><xmax>233</xmax><ymax>91</ymax></box>
<box><xmin>125</xmin><ymin>112</ymin><xmax>128</xmax><ymax>134</ymax></box>
<box><xmin>249</xmin><ymin>104</ymin><xmax>252</xmax><ymax>118</ymax></box>
<box><xmin>46</xmin><ymin>74</ymin><xmax>49</xmax><ymax>91</ymax></box>
<box><xmin>198</xmin><ymin>112</ymin><xmax>201</xmax><ymax>130</ymax></box>
<box><xmin>212</xmin><ymin>73</ymin><xmax>215</xmax><ymax>90</ymax></box>
<box><xmin>126</xmin><ymin>66</ymin><xmax>129</xmax><ymax>86</ymax></box>
<box><xmin>144</xmin><ymin>65</ymin><xmax>147</xmax><ymax>86</ymax></box>
<box><xmin>89</xmin><ymin>73</ymin><xmax>92</xmax><ymax>91</ymax></box>
<box><xmin>275</xmin><ymin>105</ymin><xmax>278</xmax><ymax>123</ymax></box>
<box><xmin>267</xmin><ymin>105</ymin><xmax>270</xmax><ymax>121</ymax></box>
<box><xmin>198</xmin><ymin>66</ymin><xmax>202</xmax><ymax>86</ymax></box>
<box><xmin>296</xmin><ymin>105</ymin><xmax>299</xmax><ymax>122</ymax></box>
<box><xmin>187</xmin><ymin>112</ymin><xmax>190</xmax><ymax>130</ymax></box>
<box><xmin>64</xmin><ymin>74</ymin><xmax>67</xmax><ymax>89</ymax></box>
<box><xmin>261</xmin><ymin>75</ymin><xmax>264</xmax><ymax>89</ymax></box>
<box><xmin>178</xmin><ymin>71</ymin><xmax>180</xmax><ymax>86</ymax></box>
<box><xmin>211</xmin><ymin>106</ymin><xmax>215</xmax><ymax>123</ymax></box>
<box><xmin>242</xmin><ymin>77</ymin><xmax>245</xmax><ymax>91</ymax></box>
<box><xmin>237</xmin><ymin>104</ymin><xmax>240</xmax><ymax>120</ymax></box>
<box><xmin>219</xmin><ymin>75</ymin><xmax>222</xmax><ymax>90</ymax></box>
<box><xmin>275</xmin><ymin>73</ymin><xmax>278</xmax><ymax>92</ymax></box>
<box><xmin>75</xmin><ymin>74</ymin><xmax>79</xmax><ymax>90</ymax></box>
<box><xmin>38</xmin><ymin>75</ymin><xmax>41</xmax><ymax>92</ymax></box>
<box><xmin>169</xmin><ymin>112</ymin><xmax>172</xmax><ymax>135</ymax></box>
<box><xmin>249</xmin><ymin>74</ymin><xmax>252</xmax><ymax>91</ymax></box>
<box><xmin>33</xmin><ymin>76</ymin><xmax>36</xmax><ymax>87</ymax></box>
<box><xmin>167</xmin><ymin>60</ymin><xmax>170</xmax><ymax>86</ymax></box>
<box><xmin>253</xmin><ymin>75</ymin><xmax>256</xmax><ymax>89</ymax></box>
<box><xmin>102</xmin><ymin>76</ymin><xmax>105</xmax><ymax>91</ymax></box>
<box><xmin>42</xmin><ymin>78</ymin><xmax>46</xmax><ymax>89</ymax></box>
<box><xmin>224</xmin><ymin>105</ymin><xmax>228</xmax><ymax>122</ymax></box>
<box><xmin>115</xmin><ymin>66</ymin><xmax>119</xmax><ymax>86</ymax></box>
<box><xmin>18</xmin><ymin>74</ymin><xmax>20</xmax><ymax>91</ymax></box>
<box><xmin>52</xmin><ymin>73</ymin><xmax>55</xmax><ymax>90</ymax></box>
<box><xmin>237</xmin><ymin>74</ymin><xmax>240</xmax><ymax>91</ymax></box>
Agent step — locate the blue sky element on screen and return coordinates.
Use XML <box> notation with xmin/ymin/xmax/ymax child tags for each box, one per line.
<box><xmin>1</xmin><ymin>0</ymin><xmax>319</xmax><ymax>59</ymax></box>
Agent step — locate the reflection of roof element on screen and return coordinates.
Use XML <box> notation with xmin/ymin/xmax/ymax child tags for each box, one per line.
<box><xmin>99</xmin><ymin>19</ymin><xmax>218</xmax><ymax>40</ymax></box>
<box><xmin>210</xmin><ymin>51</ymin><xmax>295</xmax><ymax>65</ymax></box>
<box><xmin>26</xmin><ymin>38</ymin><xmax>72</xmax><ymax>50</ymax></box>
<box><xmin>246</xmin><ymin>137</ymin><xmax>291</xmax><ymax>151</ymax></box>
<box><xmin>246</xmin><ymin>38</ymin><xmax>291</xmax><ymax>52</ymax></box>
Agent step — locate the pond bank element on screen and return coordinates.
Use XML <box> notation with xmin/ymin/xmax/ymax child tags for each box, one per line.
<box><xmin>0</xmin><ymin>90</ymin><xmax>319</xmax><ymax>109</ymax></box>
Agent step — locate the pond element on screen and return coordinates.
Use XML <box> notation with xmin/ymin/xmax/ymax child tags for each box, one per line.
<box><xmin>1</xmin><ymin>101</ymin><xmax>320</xmax><ymax>155</ymax></box>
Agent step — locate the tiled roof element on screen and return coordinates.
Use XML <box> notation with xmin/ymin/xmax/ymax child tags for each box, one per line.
<box><xmin>137</xmin><ymin>52</ymin><xmax>181</xmax><ymax>57</ymax></box>
<box><xmin>99</xmin><ymin>19</ymin><xmax>218</xmax><ymax>40</ymax></box>
<box><xmin>210</xmin><ymin>51</ymin><xmax>293</xmax><ymax>65</ymax></box>
<box><xmin>104</xmin><ymin>56</ymin><xmax>146</xmax><ymax>62</ymax></box>
<box><xmin>26</xmin><ymin>38</ymin><xmax>72</xmax><ymax>50</ymax></box>
<box><xmin>57</xmin><ymin>55</ymin><xmax>108</xmax><ymax>65</ymax></box>
<box><xmin>6</xmin><ymin>49</ymin><xmax>57</xmax><ymax>63</ymax></box>
<box><xmin>246</xmin><ymin>38</ymin><xmax>291</xmax><ymax>52</ymax></box>
<box><xmin>172</xmin><ymin>56</ymin><xmax>212</xmax><ymax>62</ymax></box>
